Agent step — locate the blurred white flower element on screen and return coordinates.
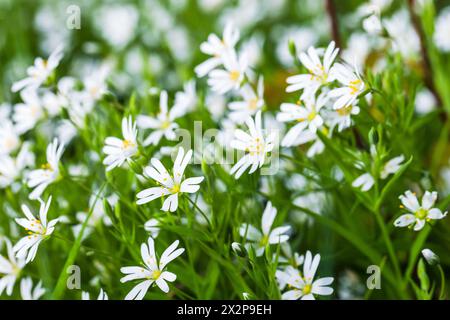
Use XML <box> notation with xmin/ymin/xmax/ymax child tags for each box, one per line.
<box><xmin>0</xmin><ymin>120</ymin><xmax>20</xmax><ymax>155</ymax></box>
<box><xmin>144</xmin><ymin>219</ymin><xmax>160</xmax><ymax>238</ymax></box>
<box><xmin>81</xmin><ymin>288</ymin><xmax>108</xmax><ymax>300</ymax></box>
<box><xmin>103</xmin><ymin>116</ymin><xmax>138</xmax><ymax>171</ymax></box>
<box><xmin>363</xmin><ymin>14</ymin><xmax>383</xmax><ymax>35</ymax></box>
<box><xmin>174</xmin><ymin>80</ymin><xmax>197</xmax><ymax>114</ymax></box>
<box><xmin>434</xmin><ymin>7</ymin><xmax>450</xmax><ymax>52</ymax></box>
<box><xmin>239</xmin><ymin>201</ymin><xmax>290</xmax><ymax>256</ymax></box>
<box><xmin>12</xmin><ymin>45</ymin><xmax>64</xmax><ymax>92</ymax></box>
<box><xmin>228</xmin><ymin>76</ymin><xmax>264</xmax><ymax>123</ymax></box>
<box><xmin>208</xmin><ymin>51</ymin><xmax>248</xmax><ymax>94</ymax></box>
<box><xmin>27</xmin><ymin>138</ymin><xmax>64</xmax><ymax>199</ymax></box>
<box><xmin>352</xmin><ymin>173</ymin><xmax>375</xmax><ymax>192</ymax></box>
<box><xmin>274</xmin><ymin>26</ymin><xmax>317</xmax><ymax>67</ymax></box>
<box><xmin>421</xmin><ymin>248</ymin><xmax>439</xmax><ymax>265</ymax></box>
<box><xmin>14</xmin><ymin>196</ymin><xmax>58</xmax><ymax>263</ymax></box>
<box><xmin>137</xmin><ymin>91</ymin><xmax>186</xmax><ymax>146</ymax></box>
<box><xmin>195</xmin><ymin>21</ymin><xmax>240</xmax><ymax>77</ymax></box>
<box><xmin>380</xmin><ymin>155</ymin><xmax>404</xmax><ymax>179</ymax></box>
<box><xmin>20</xmin><ymin>277</ymin><xmax>45</xmax><ymax>300</ymax></box>
<box><xmin>415</xmin><ymin>89</ymin><xmax>436</xmax><ymax>115</ymax></box>
<box><xmin>384</xmin><ymin>10</ymin><xmax>420</xmax><ymax>58</ymax></box>
<box><xmin>120</xmin><ymin>237</ymin><xmax>184</xmax><ymax>299</ymax></box>
<box><xmin>13</xmin><ymin>89</ymin><xmax>45</xmax><ymax>134</ymax></box>
<box><xmin>394</xmin><ymin>190</ymin><xmax>447</xmax><ymax>231</ymax></box>
<box><xmin>136</xmin><ymin>148</ymin><xmax>204</xmax><ymax>212</ymax></box>
<box><xmin>0</xmin><ymin>238</ymin><xmax>26</xmax><ymax>296</ymax></box>
<box><xmin>0</xmin><ymin>142</ymin><xmax>35</xmax><ymax>189</ymax></box>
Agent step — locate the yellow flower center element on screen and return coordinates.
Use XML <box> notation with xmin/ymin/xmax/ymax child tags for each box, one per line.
<box><xmin>349</xmin><ymin>79</ymin><xmax>362</xmax><ymax>95</ymax></box>
<box><xmin>230</xmin><ymin>70</ymin><xmax>240</xmax><ymax>82</ymax></box>
<box><xmin>41</xmin><ymin>163</ymin><xmax>53</xmax><ymax>171</ymax></box>
<box><xmin>259</xmin><ymin>235</ymin><xmax>269</xmax><ymax>247</ymax></box>
<box><xmin>337</xmin><ymin>104</ymin><xmax>353</xmax><ymax>116</ymax></box>
<box><xmin>152</xmin><ymin>270</ymin><xmax>161</xmax><ymax>280</ymax></box>
<box><xmin>170</xmin><ymin>184</ymin><xmax>180</xmax><ymax>194</ymax></box>
<box><xmin>415</xmin><ymin>208</ymin><xmax>428</xmax><ymax>220</ymax></box>
<box><xmin>249</xmin><ymin>98</ymin><xmax>258</xmax><ymax>110</ymax></box>
<box><xmin>161</xmin><ymin>120</ymin><xmax>171</xmax><ymax>129</ymax></box>
<box><xmin>122</xmin><ymin>139</ymin><xmax>135</xmax><ymax>149</ymax></box>
<box><xmin>303</xmin><ymin>284</ymin><xmax>312</xmax><ymax>295</ymax></box>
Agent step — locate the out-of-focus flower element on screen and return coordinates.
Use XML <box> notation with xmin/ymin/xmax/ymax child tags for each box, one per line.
<box><xmin>20</xmin><ymin>277</ymin><xmax>45</xmax><ymax>300</ymax></box>
<box><xmin>0</xmin><ymin>142</ymin><xmax>35</xmax><ymax>189</ymax></box>
<box><xmin>0</xmin><ymin>238</ymin><xmax>26</xmax><ymax>296</ymax></box>
<box><xmin>434</xmin><ymin>7</ymin><xmax>450</xmax><ymax>52</ymax></box>
<box><xmin>12</xmin><ymin>45</ymin><xmax>64</xmax><ymax>92</ymax></box>
<box><xmin>82</xmin><ymin>288</ymin><xmax>108</xmax><ymax>300</ymax></box>
<box><xmin>13</xmin><ymin>89</ymin><xmax>45</xmax><ymax>134</ymax></box>
<box><xmin>0</xmin><ymin>120</ymin><xmax>20</xmax><ymax>155</ymax></box>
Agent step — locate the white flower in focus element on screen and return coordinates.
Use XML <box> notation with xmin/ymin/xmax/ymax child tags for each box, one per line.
<box><xmin>195</xmin><ymin>21</ymin><xmax>240</xmax><ymax>77</ymax></box>
<box><xmin>228</xmin><ymin>76</ymin><xmax>264</xmax><ymax>123</ymax></box>
<box><xmin>421</xmin><ymin>248</ymin><xmax>439</xmax><ymax>265</ymax></box>
<box><xmin>286</xmin><ymin>41</ymin><xmax>339</xmax><ymax>99</ymax></box>
<box><xmin>12</xmin><ymin>45</ymin><xmax>64</xmax><ymax>92</ymax></box>
<box><xmin>0</xmin><ymin>120</ymin><xmax>20</xmax><ymax>155</ymax></box>
<box><xmin>27</xmin><ymin>138</ymin><xmax>64</xmax><ymax>200</ymax></box>
<box><xmin>239</xmin><ymin>201</ymin><xmax>290</xmax><ymax>256</ymax></box>
<box><xmin>278</xmin><ymin>251</ymin><xmax>334</xmax><ymax>300</ymax></box>
<box><xmin>136</xmin><ymin>148</ymin><xmax>204</xmax><ymax>212</ymax></box>
<box><xmin>208</xmin><ymin>51</ymin><xmax>248</xmax><ymax>94</ymax></box>
<box><xmin>329</xmin><ymin>63</ymin><xmax>365</xmax><ymax>110</ymax></box>
<box><xmin>0</xmin><ymin>142</ymin><xmax>35</xmax><ymax>189</ymax></box>
<box><xmin>230</xmin><ymin>111</ymin><xmax>276</xmax><ymax>179</ymax></box>
<box><xmin>137</xmin><ymin>91</ymin><xmax>185</xmax><ymax>146</ymax></box>
<box><xmin>82</xmin><ymin>288</ymin><xmax>108</xmax><ymax>300</ymax></box>
<box><xmin>394</xmin><ymin>190</ymin><xmax>447</xmax><ymax>231</ymax></box>
<box><xmin>0</xmin><ymin>239</ymin><xmax>26</xmax><ymax>296</ymax></box>
<box><xmin>14</xmin><ymin>196</ymin><xmax>58</xmax><ymax>263</ymax></box>
<box><xmin>120</xmin><ymin>237</ymin><xmax>184</xmax><ymax>299</ymax></box>
<box><xmin>13</xmin><ymin>89</ymin><xmax>45</xmax><ymax>134</ymax></box>
<box><xmin>20</xmin><ymin>277</ymin><xmax>45</xmax><ymax>300</ymax></box>
<box><xmin>434</xmin><ymin>7</ymin><xmax>450</xmax><ymax>52</ymax></box>
<box><xmin>103</xmin><ymin>116</ymin><xmax>138</xmax><ymax>171</ymax></box>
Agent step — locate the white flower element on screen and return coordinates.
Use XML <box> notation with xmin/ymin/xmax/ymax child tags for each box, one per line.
<box><xmin>14</xmin><ymin>196</ymin><xmax>58</xmax><ymax>263</ymax></box>
<box><xmin>174</xmin><ymin>80</ymin><xmax>197</xmax><ymax>113</ymax></box>
<box><xmin>363</xmin><ymin>14</ymin><xmax>383</xmax><ymax>35</ymax></box>
<box><xmin>27</xmin><ymin>138</ymin><xmax>64</xmax><ymax>200</ymax></box>
<box><xmin>228</xmin><ymin>76</ymin><xmax>264</xmax><ymax>123</ymax></box>
<box><xmin>421</xmin><ymin>248</ymin><xmax>440</xmax><ymax>265</ymax></box>
<box><xmin>380</xmin><ymin>155</ymin><xmax>404</xmax><ymax>179</ymax></box>
<box><xmin>144</xmin><ymin>219</ymin><xmax>160</xmax><ymax>238</ymax></box>
<box><xmin>286</xmin><ymin>41</ymin><xmax>339</xmax><ymax>99</ymax></box>
<box><xmin>103</xmin><ymin>116</ymin><xmax>138</xmax><ymax>171</ymax></box>
<box><xmin>82</xmin><ymin>64</ymin><xmax>110</xmax><ymax>105</ymax></box>
<box><xmin>13</xmin><ymin>89</ymin><xmax>45</xmax><ymax>134</ymax></box>
<box><xmin>277</xmin><ymin>93</ymin><xmax>328</xmax><ymax>147</ymax></box>
<box><xmin>208</xmin><ymin>51</ymin><xmax>248</xmax><ymax>94</ymax></box>
<box><xmin>0</xmin><ymin>238</ymin><xmax>26</xmax><ymax>296</ymax></box>
<box><xmin>324</xmin><ymin>101</ymin><xmax>360</xmax><ymax>132</ymax></box>
<box><xmin>352</xmin><ymin>173</ymin><xmax>375</xmax><ymax>192</ymax></box>
<box><xmin>329</xmin><ymin>63</ymin><xmax>365</xmax><ymax>110</ymax></box>
<box><xmin>239</xmin><ymin>201</ymin><xmax>290</xmax><ymax>256</ymax></box>
<box><xmin>278</xmin><ymin>251</ymin><xmax>334</xmax><ymax>300</ymax></box>
<box><xmin>137</xmin><ymin>91</ymin><xmax>185</xmax><ymax>146</ymax></box>
<box><xmin>230</xmin><ymin>111</ymin><xmax>276</xmax><ymax>179</ymax></box>
<box><xmin>384</xmin><ymin>10</ymin><xmax>420</xmax><ymax>58</ymax></box>
<box><xmin>434</xmin><ymin>7</ymin><xmax>450</xmax><ymax>52</ymax></box>
<box><xmin>20</xmin><ymin>277</ymin><xmax>45</xmax><ymax>300</ymax></box>
<box><xmin>120</xmin><ymin>237</ymin><xmax>185</xmax><ymax>299</ymax></box>
<box><xmin>415</xmin><ymin>89</ymin><xmax>436</xmax><ymax>115</ymax></box>
<box><xmin>136</xmin><ymin>147</ymin><xmax>204</xmax><ymax>212</ymax></box>
<box><xmin>0</xmin><ymin>120</ymin><xmax>20</xmax><ymax>155</ymax></box>
<box><xmin>195</xmin><ymin>22</ymin><xmax>240</xmax><ymax>77</ymax></box>
<box><xmin>394</xmin><ymin>190</ymin><xmax>447</xmax><ymax>231</ymax></box>
<box><xmin>82</xmin><ymin>288</ymin><xmax>108</xmax><ymax>300</ymax></box>
<box><xmin>12</xmin><ymin>44</ymin><xmax>64</xmax><ymax>92</ymax></box>
<box><xmin>0</xmin><ymin>142</ymin><xmax>35</xmax><ymax>189</ymax></box>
